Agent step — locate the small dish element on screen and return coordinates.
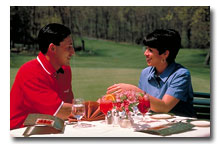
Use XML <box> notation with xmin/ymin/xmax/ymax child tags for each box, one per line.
<box><xmin>150</xmin><ymin>114</ymin><xmax>173</xmax><ymax>119</ymax></box>
<box><xmin>190</xmin><ymin>120</ymin><xmax>210</xmax><ymax>127</ymax></box>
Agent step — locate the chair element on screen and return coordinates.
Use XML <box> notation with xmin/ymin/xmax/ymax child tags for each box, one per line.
<box><xmin>193</xmin><ymin>92</ymin><xmax>210</xmax><ymax>120</ymax></box>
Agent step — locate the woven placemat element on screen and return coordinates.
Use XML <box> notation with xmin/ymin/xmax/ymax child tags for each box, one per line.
<box><xmin>137</xmin><ymin>122</ymin><xmax>194</xmax><ymax>136</ymax></box>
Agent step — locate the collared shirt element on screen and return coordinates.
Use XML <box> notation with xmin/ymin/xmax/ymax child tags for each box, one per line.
<box><xmin>138</xmin><ymin>62</ymin><xmax>196</xmax><ymax>117</ymax></box>
<box><xmin>10</xmin><ymin>52</ymin><xmax>74</xmax><ymax>130</ymax></box>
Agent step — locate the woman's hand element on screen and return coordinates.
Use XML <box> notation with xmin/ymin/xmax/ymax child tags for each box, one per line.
<box><xmin>106</xmin><ymin>83</ymin><xmax>179</xmax><ymax>113</ymax></box>
<box><xmin>106</xmin><ymin>83</ymin><xmax>144</xmax><ymax>94</ymax></box>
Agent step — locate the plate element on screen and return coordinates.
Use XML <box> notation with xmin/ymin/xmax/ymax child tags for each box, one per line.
<box><xmin>190</xmin><ymin>120</ymin><xmax>210</xmax><ymax>127</ymax></box>
<box><xmin>150</xmin><ymin>114</ymin><xmax>173</xmax><ymax>119</ymax></box>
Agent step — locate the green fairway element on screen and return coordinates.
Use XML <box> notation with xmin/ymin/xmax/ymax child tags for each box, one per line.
<box><xmin>10</xmin><ymin>38</ymin><xmax>210</xmax><ymax>101</ymax></box>
<box><xmin>71</xmin><ymin>67</ymin><xmax>141</xmax><ymax>101</ymax></box>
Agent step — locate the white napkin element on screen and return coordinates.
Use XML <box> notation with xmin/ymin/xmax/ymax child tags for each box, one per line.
<box><xmin>133</xmin><ymin>120</ymin><xmax>170</xmax><ymax>131</ymax></box>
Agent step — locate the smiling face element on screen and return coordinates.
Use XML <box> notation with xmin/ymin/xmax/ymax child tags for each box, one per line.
<box><xmin>54</xmin><ymin>35</ymin><xmax>75</xmax><ymax>67</ymax></box>
<box><xmin>144</xmin><ymin>46</ymin><xmax>168</xmax><ymax>68</ymax></box>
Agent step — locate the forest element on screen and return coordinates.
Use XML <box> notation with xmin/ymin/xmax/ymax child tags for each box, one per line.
<box><xmin>10</xmin><ymin>6</ymin><xmax>211</xmax><ymax>98</ymax></box>
<box><xmin>10</xmin><ymin>6</ymin><xmax>210</xmax><ymax>52</ymax></box>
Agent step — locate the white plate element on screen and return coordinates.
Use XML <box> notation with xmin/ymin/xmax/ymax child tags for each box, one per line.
<box><xmin>190</xmin><ymin>120</ymin><xmax>210</xmax><ymax>127</ymax></box>
<box><xmin>150</xmin><ymin>114</ymin><xmax>173</xmax><ymax>119</ymax></box>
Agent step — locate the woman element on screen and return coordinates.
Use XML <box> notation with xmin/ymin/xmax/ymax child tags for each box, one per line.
<box><xmin>107</xmin><ymin>29</ymin><xmax>196</xmax><ymax>117</ymax></box>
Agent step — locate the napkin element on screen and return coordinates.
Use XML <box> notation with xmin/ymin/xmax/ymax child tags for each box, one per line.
<box><xmin>68</xmin><ymin>101</ymin><xmax>105</xmax><ymax>122</ymax></box>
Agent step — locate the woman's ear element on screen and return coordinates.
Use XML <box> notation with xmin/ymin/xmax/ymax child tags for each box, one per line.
<box><xmin>164</xmin><ymin>50</ymin><xmax>169</xmax><ymax>59</ymax></box>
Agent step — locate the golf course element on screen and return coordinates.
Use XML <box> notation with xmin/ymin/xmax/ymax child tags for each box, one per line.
<box><xmin>10</xmin><ymin>37</ymin><xmax>210</xmax><ymax>101</ymax></box>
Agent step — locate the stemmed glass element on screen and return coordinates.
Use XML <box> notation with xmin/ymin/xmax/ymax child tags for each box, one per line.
<box><xmin>100</xmin><ymin>98</ymin><xmax>113</xmax><ymax>124</ymax></box>
<box><xmin>137</xmin><ymin>95</ymin><xmax>150</xmax><ymax>122</ymax></box>
<box><xmin>72</xmin><ymin>98</ymin><xmax>85</xmax><ymax>128</ymax></box>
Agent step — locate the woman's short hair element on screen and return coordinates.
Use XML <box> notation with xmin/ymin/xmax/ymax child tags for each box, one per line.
<box><xmin>143</xmin><ymin>29</ymin><xmax>181</xmax><ymax>64</ymax></box>
<box><xmin>38</xmin><ymin>23</ymin><xmax>71</xmax><ymax>54</ymax></box>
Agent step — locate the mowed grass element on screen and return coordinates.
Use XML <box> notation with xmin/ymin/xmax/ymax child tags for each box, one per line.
<box><xmin>10</xmin><ymin>38</ymin><xmax>210</xmax><ymax>101</ymax></box>
<box><xmin>71</xmin><ymin>67</ymin><xmax>141</xmax><ymax>101</ymax></box>
<box><xmin>176</xmin><ymin>49</ymin><xmax>210</xmax><ymax>93</ymax></box>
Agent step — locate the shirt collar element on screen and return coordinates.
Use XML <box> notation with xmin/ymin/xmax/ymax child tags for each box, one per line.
<box><xmin>148</xmin><ymin>62</ymin><xmax>176</xmax><ymax>83</ymax></box>
<box><xmin>56</xmin><ymin>67</ymin><xmax>64</xmax><ymax>74</ymax></box>
<box><xmin>159</xmin><ymin>62</ymin><xmax>176</xmax><ymax>82</ymax></box>
<box><xmin>37</xmin><ymin>52</ymin><xmax>57</xmax><ymax>76</ymax></box>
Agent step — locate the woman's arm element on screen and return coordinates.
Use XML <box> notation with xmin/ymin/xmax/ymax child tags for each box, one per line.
<box><xmin>150</xmin><ymin>94</ymin><xmax>179</xmax><ymax>113</ymax></box>
<box><xmin>107</xmin><ymin>83</ymin><xmax>179</xmax><ymax>113</ymax></box>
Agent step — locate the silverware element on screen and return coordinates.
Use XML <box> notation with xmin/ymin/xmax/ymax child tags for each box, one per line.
<box><xmin>65</xmin><ymin>121</ymin><xmax>77</xmax><ymax>125</ymax></box>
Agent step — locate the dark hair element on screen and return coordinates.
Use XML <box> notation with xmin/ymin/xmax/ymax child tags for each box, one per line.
<box><xmin>143</xmin><ymin>29</ymin><xmax>181</xmax><ymax>64</ymax></box>
<box><xmin>38</xmin><ymin>23</ymin><xmax>71</xmax><ymax>54</ymax></box>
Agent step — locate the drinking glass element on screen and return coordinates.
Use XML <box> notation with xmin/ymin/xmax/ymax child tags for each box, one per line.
<box><xmin>100</xmin><ymin>98</ymin><xmax>113</xmax><ymax>124</ymax></box>
<box><xmin>72</xmin><ymin>98</ymin><xmax>85</xmax><ymax>128</ymax></box>
<box><xmin>137</xmin><ymin>96</ymin><xmax>150</xmax><ymax>122</ymax></box>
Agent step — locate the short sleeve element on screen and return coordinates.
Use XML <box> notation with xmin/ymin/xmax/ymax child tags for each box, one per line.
<box><xmin>23</xmin><ymin>77</ymin><xmax>63</xmax><ymax>115</ymax></box>
<box><xmin>165</xmin><ymin>70</ymin><xmax>191</xmax><ymax>102</ymax></box>
<box><xmin>138</xmin><ymin>67</ymin><xmax>151</xmax><ymax>92</ymax></box>
<box><xmin>138</xmin><ymin>70</ymin><xmax>145</xmax><ymax>90</ymax></box>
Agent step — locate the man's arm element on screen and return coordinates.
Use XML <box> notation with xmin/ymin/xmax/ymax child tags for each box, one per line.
<box><xmin>55</xmin><ymin>103</ymin><xmax>72</xmax><ymax>120</ymax></box>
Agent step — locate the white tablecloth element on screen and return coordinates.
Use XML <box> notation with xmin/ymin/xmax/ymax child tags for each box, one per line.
<box><xmin>10</xmin><ymin>115</ymin><xmax>210</xmax><ymax>137</ymax></box>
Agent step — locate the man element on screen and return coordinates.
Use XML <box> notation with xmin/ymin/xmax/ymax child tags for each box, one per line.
<box><xmin>10</xmin><ymin>23</ymin><xmax>75</xmax><ymax>130</ymax></box>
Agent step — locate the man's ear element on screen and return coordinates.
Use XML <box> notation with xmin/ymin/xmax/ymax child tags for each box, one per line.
<box><xmin>48</xmin><ymin>43</ymin><xmax>56</xmax><ymax>52</ymax></box>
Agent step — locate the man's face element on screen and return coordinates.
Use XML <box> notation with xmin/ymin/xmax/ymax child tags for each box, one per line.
<box><xmin>54</xmin><ymin>35</ymin><xmax>75</xmax><ymax>67</ymax></box>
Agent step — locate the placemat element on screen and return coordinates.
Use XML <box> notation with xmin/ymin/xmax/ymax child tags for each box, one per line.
<box><xmin>136</xmin><ymin>122</ymin><xmax>194</xmax><ymax>136</ymax></box>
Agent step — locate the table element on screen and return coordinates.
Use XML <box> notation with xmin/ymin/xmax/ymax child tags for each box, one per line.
<box><xmin>10</xmin><ymin>115</ymin><xmax>210</xmax><ymax>137</ymax></box>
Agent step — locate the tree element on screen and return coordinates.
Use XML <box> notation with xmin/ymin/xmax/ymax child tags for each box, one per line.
<box><xmin>191</xmin><ymin>7</ymin><xmax>210</xmax><ymax>49</ymax></box>
<box><xmin>10</xmin><ymin>6</ymin><xmax>210</xmax><ymax>51</ymax></box>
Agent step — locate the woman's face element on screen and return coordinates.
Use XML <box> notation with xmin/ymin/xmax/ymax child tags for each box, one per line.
<box><xmin>144</xmin><ymin>46</ymin><xmax>167</xmax><ymax>67</ymax></box>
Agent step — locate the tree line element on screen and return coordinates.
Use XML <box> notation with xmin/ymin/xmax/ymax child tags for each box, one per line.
<box><xmin>10</xmin><ymin>6</ymin><xmax>210</xmax><ymax>52</ymax></box>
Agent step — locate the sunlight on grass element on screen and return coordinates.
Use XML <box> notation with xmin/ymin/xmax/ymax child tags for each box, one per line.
<box><xmin>71</xmin><ymin>67</ymin><xmax>141</xmax><ymax>101</ymax></box>
<box><xmin>10</xmin><ymin>38</ymin><xmax>210</xmax><ymax>101</ymax></box>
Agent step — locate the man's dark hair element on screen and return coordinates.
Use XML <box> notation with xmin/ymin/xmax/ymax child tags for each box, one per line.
<box><xmin>38</xmin><ymin>23</ymin><xmax>71</xmax><ymax>54</ymax></box>
<box><xmin>143</xmin><ymin>29</ymin><xmax>181</xmax><ymax>64</ymax></box>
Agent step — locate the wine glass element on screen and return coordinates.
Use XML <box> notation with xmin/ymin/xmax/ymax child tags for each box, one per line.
<box><xmin>100</xmin><ymin>98</ymin><xmax>113</xmax><ymax>124</ymax></box>
<box><xmin>72</xmin><ymin>98</ymin><xmax>85</xmax><ymax>128</ymax></box>
<box><xmin>137</xmin><ymin>95</ymin><xmax>150</xmax><ymax>122</ymax></box>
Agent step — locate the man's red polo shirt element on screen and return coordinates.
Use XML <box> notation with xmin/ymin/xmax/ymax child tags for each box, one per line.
<box><xmin>10</xmin><ymin>52</ymin><xmax>74</xmax><ymax>130</ymax></box>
